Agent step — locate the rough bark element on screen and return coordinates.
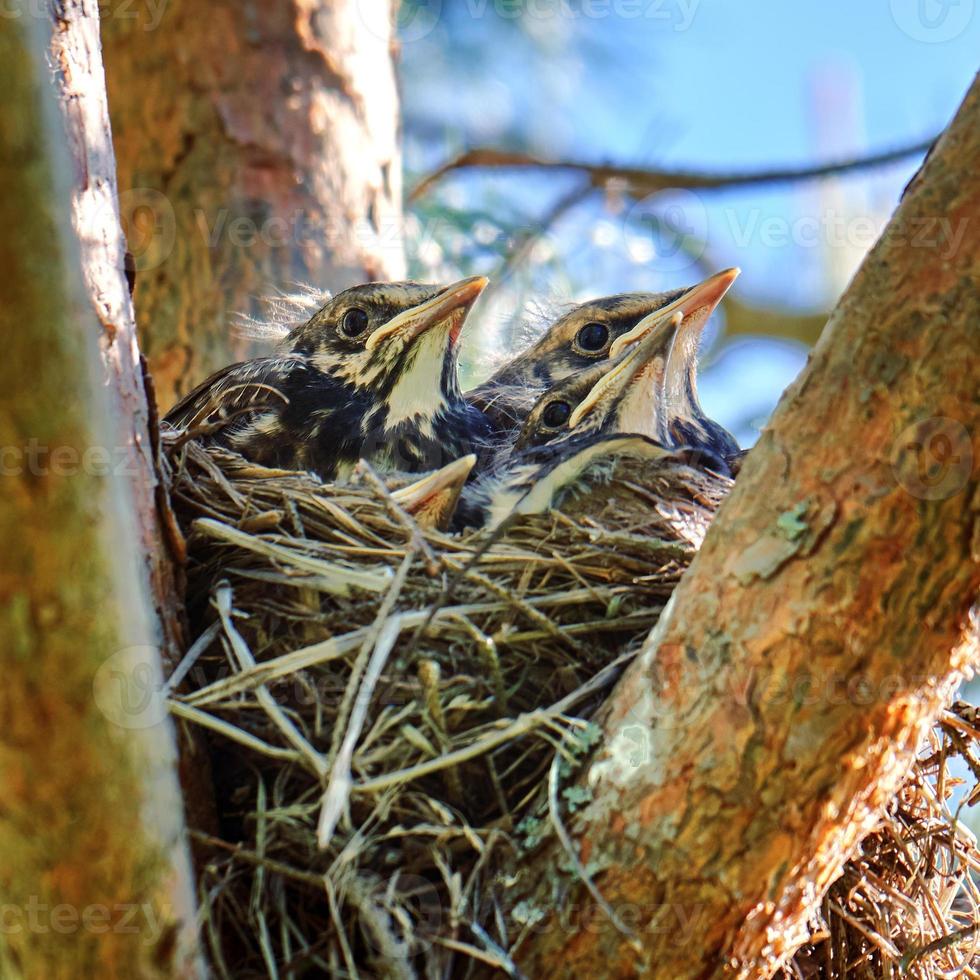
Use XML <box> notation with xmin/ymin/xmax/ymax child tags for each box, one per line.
<box><xmin>52</xmin><ymin>0</ymin><xmax>186</xmax><ymax>670</ymax></box>
<box><xmin>101</xmin><ymin>0</ymin><xmax>405</xmax><ymax>409</ymax></box>
<box><xmin>513</xmin><ymin>75</ymin><xmax>980</xmax><ymax>979</ymax></box>
<box><xmin>0</xmin><ymin>7</ymin><xmax>202</xmax><ymax>976</ymax></box>
<box><xmin>53</xmin><ymin>0</ymin><xmax>219</xmax><ymax>860</ymax></box>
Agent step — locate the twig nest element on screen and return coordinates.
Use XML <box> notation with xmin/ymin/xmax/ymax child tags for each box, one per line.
<box><xmin>164</xmin><ymin>436</ymin><xmax>980</xmax><ymax>979</ymax></box>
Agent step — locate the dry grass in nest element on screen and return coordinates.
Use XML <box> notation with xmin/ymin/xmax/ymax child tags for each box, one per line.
<box><xmin>162</xmin><ymin>435</ymin><xmax>980</xmax><ymax>978</ymax></box>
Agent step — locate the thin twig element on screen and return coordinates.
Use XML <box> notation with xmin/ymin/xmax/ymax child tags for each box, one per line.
<box><xmin>410</xmin><ymin>138</ymin><xmax>936</xmax><ymax>201</ymax></box>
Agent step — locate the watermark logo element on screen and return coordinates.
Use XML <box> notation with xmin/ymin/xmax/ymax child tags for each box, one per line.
<box><xmin>398</xmin><ymin>0</ymin><xmax>443</xmax><ymax>40</ymax></box>
<box><xmin>0</xmin><ymin>898</ymin><xmax>165</xmax><ymax>944</ymax></box>
<box><xmin>891</xmin><ymin>417</ymin><xmax>973</xmax><ymax>500</ymax></box>
<box><xmin>358</xmin><ymin>0</ymin><xmax>442</xmax><ymax>43</ymax></box>
<box><xmin>624</xmin><ymin>188</ymin><xmax>707</xmax><ymax>273</ymax></box>
<box><xmin>93</xmin><ymin>646</ymin><xmax>169</xmax><ymax>730</ymax></box>
<box><xmin>890</xmin><ymin>0</ymin><xmax>975</xmax><ymax>42</ymax></box>
<box><xmin>619</xmin><ymin>723</ymin><xmax>651</xmax><ymax>767</ymax></box>
<box><xmin>117</xmin><ymin>188</ymin><xmax>176</xmax><ymax>273</ymax></box>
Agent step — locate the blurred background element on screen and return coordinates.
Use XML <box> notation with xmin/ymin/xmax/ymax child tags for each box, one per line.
<box><xmin>399</xmin><ymin>0</ymin><xmax>979</xmax><ymax>446</ymax></box>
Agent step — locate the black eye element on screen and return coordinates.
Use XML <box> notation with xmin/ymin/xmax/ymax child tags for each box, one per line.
<box><xmin>542</xmin><ymin>400</ymin><xmax>571</xmax><ymax>429</ymax></box>
<box><xmin>576</xmin><ymin>322</ymin><xmax>609</xmax><ymax>352</ymax></box>
<box><xmin>340</xmin><ymin>307</ymin><xmax>370</xmax><ymax>337</ymax></box>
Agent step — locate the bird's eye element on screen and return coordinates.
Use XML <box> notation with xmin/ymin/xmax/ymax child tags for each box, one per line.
<box><xmin>575</xmin><ymin>322</ymin><xmax>609</xmax><ymax>353</ymax></box>
<box><xmin>542</xmin><ymin>400</ymin><xmax>571</xmax><ymax>429</ymax></box>
<box><xmin>340</xmin><ymin>307</ymin><xmax>370</xmax><ymax>338</ymax></box>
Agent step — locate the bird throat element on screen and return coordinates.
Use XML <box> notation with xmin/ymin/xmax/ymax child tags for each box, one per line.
<box><xmin>382</xmin><ymin>327</ymin><xmax>453</xmax><ymax>428</ymax></box>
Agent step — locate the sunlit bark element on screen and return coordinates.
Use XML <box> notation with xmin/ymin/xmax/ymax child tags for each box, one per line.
<box><xmin>0</xmin><ymin>6</ymin><xmax>202</xmax><ymax>975</ymax></box>
<box><xmin>102</xmin><ymin>0</ymin><xmax>405</xmax><ymax>407</ymax></box>
<box><xmin>514</xmin><ymin>74</ymin><xmax>980</xmax><ymax>980</ymax></box>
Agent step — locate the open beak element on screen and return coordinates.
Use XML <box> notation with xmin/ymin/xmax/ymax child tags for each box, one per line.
<box><xmin>567</xmin><ymin>311</ymin><xmax>682</xmax><ymax>433</ymax></box>
<box><xmin>608</xmin><ymin>267</ymin><xmax>739</xmax><ymax>359</ymax></box>
<box><xmin>391</xmin><ymin>454</ymin><xmax>477</xmax><ymax>530</ymax></box>
<box><xmin>364</xmin><ymin>276</ymin><xmax>488</xmax><ymax>352</ymax></box>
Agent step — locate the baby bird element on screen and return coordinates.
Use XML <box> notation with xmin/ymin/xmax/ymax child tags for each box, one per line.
<box><xmin>456</xmin><ymin>433</ymin><xmax>730</xmax><ymax>544</ymax></box>
<box><xmin>166</xmin><ymin>278</ymin><xmax>492</xmax><ymax>480</ymax></box>
<box><xmin>456</xmin><ymin>310</ymin><xmax>731</xmax><ymax>533</ymax></box>
<box><xmin>510</xmin><ymin>310</ymin><xmax>682</xmax><ymax>455</ymax></box>
<box><xmin>609</xmin><ymin>268</ymin><xmax>742</xmax><ymax>465</ymax></box>
<box><xmin>388</xmin><ymin>455</ymin><xmax>476</xmax><ymax>531</ymax></box>
<box><xmin>466</xmin><ymin>268</ymin><xmax>740</xmax><ymax>440</ymax></box>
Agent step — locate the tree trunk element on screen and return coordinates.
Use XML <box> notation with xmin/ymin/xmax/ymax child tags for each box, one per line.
<box><xmin>101</xmin><ymin>0</ymin><xmax>405</xmax><ymax>408</ymax></box>
<box><xmin>513</xmin><ymin>75</ymin><xmax>980</xmax><ymax>979</ymax></box>
<box><xmin>52</xmin><ymin>0</ymin><xmax>187</xmax><ymax>672</ymax></box>
<box><xmin>0</xmin><ymin>6</ymin><xmax>202</xmax><ymax>975</ymax></box>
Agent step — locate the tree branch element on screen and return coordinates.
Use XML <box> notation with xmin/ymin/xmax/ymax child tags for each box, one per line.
<box><xmin>0</xmin><ymin>4</ymin><xmax>204</xmax><ymax>974</ymax></box>
<box><xmin>511</xmin><ymin>76</ymin><xmax>979</xmax><ymax>980</ymax></box>
<box><xmin>410</xmin><ymin>137</ymin><xmax>936</xmax><ymax>203</ymax></box>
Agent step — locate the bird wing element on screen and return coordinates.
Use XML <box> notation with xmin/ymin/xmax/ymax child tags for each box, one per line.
<box><xmin>164</xmin><ymin>355</ymin><xmax>305</xmax><ymax>433</ymax></box>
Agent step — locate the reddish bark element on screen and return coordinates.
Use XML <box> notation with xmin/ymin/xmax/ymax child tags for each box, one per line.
<box><xmin>101</xmin><ymin>0</ymin><xmax>404</xmax><ymax>407</ymax></box>
<box><xmin>514</xmin><ymin>74</ymin><xmax>980</xmax><ymax>980</ymax></box>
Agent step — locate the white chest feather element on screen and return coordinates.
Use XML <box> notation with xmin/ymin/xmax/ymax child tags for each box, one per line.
<box><xmin>385</xmin><ymin>331</ymin><xmax>448</xmax><ymax>426</ymax></box>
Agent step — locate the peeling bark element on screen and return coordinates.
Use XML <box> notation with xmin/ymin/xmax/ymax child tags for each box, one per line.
<box><xmin>52</xmin><ymin>0</ymin><xmax>217</xmax><ymax>868</ymax></box>
<box><xmin>513</xmin><ymin>75</ymin><xmax>980</xmax><ymax>979</ymax></box>
<box><xmin>51</xmin><ymin>0</ymin><xmax>186</xmax><ymax>674</ymax></box>
<box><xmin>0</xmin><ymin>6</ymin><xmax>202</xmax><ymax>976</ymax></box>
<box><xmin>101</xmin><ymin>0</ymin><xmax>405</xmax><ymax>408</ymax></box>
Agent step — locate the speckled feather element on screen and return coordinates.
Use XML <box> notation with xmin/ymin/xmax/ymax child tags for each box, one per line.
<box><xmin>455</xmin><ymin>432</ymin><xmax>731</xmax><ymax>535</ymax></box>
<box><xmin>165</xmin><ymin>281</ymin><xmax>492</xmax><ymax>480</ymax></box>
<box><xmin>466</xmin><ymin>289</ymin><xmax>687</xmax><ymax>437</ymax></box>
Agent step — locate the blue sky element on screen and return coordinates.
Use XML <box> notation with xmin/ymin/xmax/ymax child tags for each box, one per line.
<box><xmin>400</xmin><ymin>0</ymin><xmax>979</xmax><ymax>440</ymax></box>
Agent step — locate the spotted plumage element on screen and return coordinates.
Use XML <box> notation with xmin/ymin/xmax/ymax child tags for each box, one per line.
<box><xmin>454</xmin><ymin>433</ymin><xmax>731</xmax><ymax>539</ymax></box>
<box><xmin>510</xmin><ymin>309</ymin><xmax>681</xmax><ymax>456</ymax></box>
<box><xmin>166</xmin><ymin>278</ymin><xmax>492</xmax><ymax>480</ymax></box>
<box><xmin>466</xmin><ymin>269</ymin><xmax>742</xmax><ymax>445</ymax></box>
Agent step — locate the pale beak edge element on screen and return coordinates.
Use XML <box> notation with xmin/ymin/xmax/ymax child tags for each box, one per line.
<box><xmin>608</xmin><ymin>267</ymin><xmax>740</xmax><ymax>359</ymax></box>
<box><xmin>567</xmin><ymin>311</ymin><xmax>682</xmax><ymax>430</ymax></box>
<box><xmin>391</xmin><ymin>454</ymin><xmax>477</xmax><ymax>530</ymax></box>
<box><xmin>364</xmin><ymin>276</ymin><xmax>489</xmax><ymax>352</ymax></box>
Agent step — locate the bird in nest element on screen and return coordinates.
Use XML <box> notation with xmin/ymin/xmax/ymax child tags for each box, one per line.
<box><xmin>509</xmin><ymin>306</ymin><xmax>682</xmax><ymax>456</ymax></box>
<box><xmin>465</xmin><ymin>267</ymin><xmax>741</xmax><ymax>449</ymax></box>
<box><xmin>386</xmin><ymin>454</ymin><xmax>476</xmax><ymax>531</ymax></box>
<box><xmin>455</xmin><ymin>308</ymin><xmax>732</xmax><ymax>536</ymax></box>
<box><xmin>165</xmin><ymin>278</ymin><xmax>493</xmax><ymax>481</ymax></box>
<box><xmin>608</xmin><ymin>269</ymin><xmax>743</xmax><ymax>470</ymax></box>
<box><xmin>456</xmin><ymin>432</ymin><xmax>731</xmax><ymax>547</ymax></box>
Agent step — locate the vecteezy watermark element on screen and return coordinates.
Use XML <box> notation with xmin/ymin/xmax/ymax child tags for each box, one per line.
<box><xmin>891</xmin><ymin>417</ymin><xmax>973</xmax><ymax>500</ymax></box>
<box><xmin>115</xmin><ymin>188</ymin><xmax>177</xmax><ymax>274</ymax></box>
<box><xmin>624</xmin><ymin>188</ymin><xmax>708</xmax><ymax>273</ymax></box>
<box><xmin>724</xmin><ymin>209</ymin><xmax>968</xmax><ymax>259</ymax></box>
<box><xmin>602</xmin><ymin>665</ymin><xmax>960</xmax><ymax>748</ymax></box>
<box><xmin>358</xmin><ymin>0</ymin><xmax>701</xmax><ymax>43</ymax></box>
<box><xmin>0</xmin><ymin>441</ymin><xmax>140</xmax><ymax>478</ymax></box>
<box><xmin>459</xmin><ymin>0</ymin><xmax>701</xmax><ymax>29</ymax></box>
<box><xmin>0</xmin><ymin>0</ymin><xmax>169</xmax><ymax>30</ymax></box>
<box><xmin>355</xmin><ymin>0</ymin><xmax>443</xmax><ymax>43</ymax></box>
<box><xmin>0</xmin><ymin>899</ymin><xmax>165</xmax><ymax>944</ymax></box>
<box><xmin>114</xmin><ymin>187</ymin><xmax>456</xmax><ymax>272</ymax></box>
<box><xmin>510</xmin><ymin>895</ymin><xmax>707</xmax><ymax>942</ymax></box>
<box><xmin>889</xmin><ymin>0</ymin><xmax>975</xmax><ymax>42</ymax></box>
<box><xmin>194</xmin><ymin>208</ymin><xmax>407</xmax><ymax>257</ymax></box>
<box><xmin>93</xmin><ymin>646</ymin><xmax>170</xmax><ymax>731</ymax></box>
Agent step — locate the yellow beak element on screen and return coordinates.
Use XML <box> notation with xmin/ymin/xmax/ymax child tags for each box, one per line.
<box><xmin>391</xmin><ymin>454</ymin><xmax>477</xmax><ymax>530</ymax></box>
<box><xmin>567</xmin><ymin>311</ymin><xmax>682</xmax><ymax>431</ymax></box>
<box><xmin>608</xmin><ymin>267</ymin><xmax>739</xmax><ymax>359</ymax></box>
<box><xmin>364</xmin><ymin>276</ymin><xmax>489</xmax><ymax>352</ymax></box>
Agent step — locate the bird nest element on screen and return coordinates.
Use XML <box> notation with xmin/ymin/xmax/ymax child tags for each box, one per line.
<box><xmin>163</xmin><ymin>435</ymin><xmax>980</xmax><ymax>979</ymax></box>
